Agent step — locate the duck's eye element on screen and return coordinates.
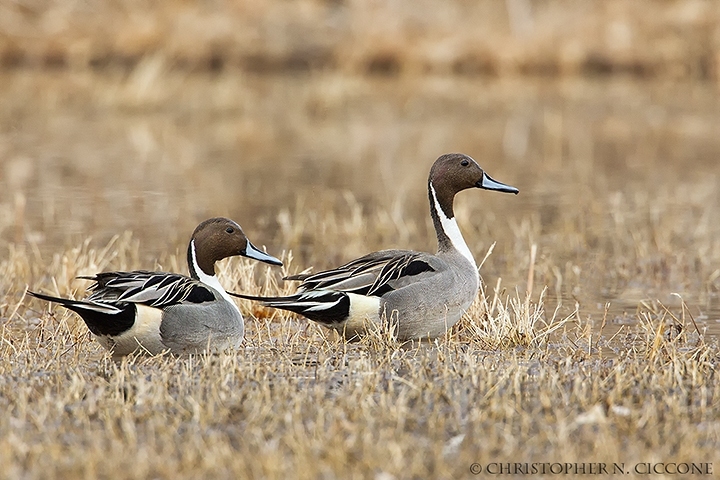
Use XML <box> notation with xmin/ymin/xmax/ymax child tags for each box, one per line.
<box><xmin>461</xmin><ymin>159</ymin><xmax>469</xmax><ymax>166</ymax></box>
<box><xmin>226</xmin><ymin>227</ymin><xmax>235</xmax><ymax>234</ymax></box>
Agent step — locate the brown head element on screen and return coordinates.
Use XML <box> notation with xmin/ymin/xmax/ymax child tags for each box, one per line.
<box><xmin>187</xmin><ymin>217</ymin><xmax>282</xmax><ymax>279</ymax></box>
<box><xmin>428</xmin><ymin>153</ymin><xmax>518</xmax><ymax>253</ymax></box>
<box><xmin>428</xmin><ymin>153</ymin><xmax>518</xmax><ymax>220</ymax></box>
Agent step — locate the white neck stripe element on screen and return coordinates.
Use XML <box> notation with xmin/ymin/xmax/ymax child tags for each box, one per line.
<box><xmin>430</xmin><ymin>184</ymin><xmax>477</xmax><ymax>270</ymax></box>
<box><xmin>190</xmin><ymin>240</ymin><xmax>241</xmax><ymax>314</ymax></box>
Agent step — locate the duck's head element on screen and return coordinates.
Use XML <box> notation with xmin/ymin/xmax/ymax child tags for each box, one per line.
<box><xmin>429</xmin><ymin>153</ymin><xmax>518</xmax><ymax>217</ymax></box>
<box><xmin>188</xmin><ymin>217</ymin><xmax>282</xmax><ymax>278</ymax></box>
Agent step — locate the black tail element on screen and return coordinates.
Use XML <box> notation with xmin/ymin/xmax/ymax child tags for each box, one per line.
<box><xmin>26</xmin><ymin>290</ymin><xmax>135</xmax><ymax>337</ymax></box>
<box><xmin>27</xmin><ymin>290</ymin><xmax>91</xmax><ymax>311</ymax></box>
<box><xmin>228</xmin><ymin>290</ymin><xmax>350</xmax><ymax>325</ymax></box>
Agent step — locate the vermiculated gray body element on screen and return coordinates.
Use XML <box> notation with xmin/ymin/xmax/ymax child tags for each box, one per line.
<box><xmin>379</xmin><ymin>250</ymin><xmax>479</xmax><ymax>339</ymax></box>
<box><xmin>160</xmin><ymin>288</ymin><xmax>245</xmax><ymax>353</ymax></box>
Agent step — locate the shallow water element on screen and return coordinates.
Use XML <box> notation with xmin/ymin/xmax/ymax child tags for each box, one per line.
<box><xmin>2</xmin><ymin>70</ymin><xmax>719</xmax><ymax>339</ymax></box>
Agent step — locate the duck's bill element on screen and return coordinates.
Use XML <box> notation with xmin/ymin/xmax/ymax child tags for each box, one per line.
<box><xmin>478</xmin><ymin>172</ymin><xmax>519</xmax><ymax>194</ymax></box>
<box><xmin>244</xmin><ymin>241</ymin><xmax>283</xmax><ymax>266</ymax></box>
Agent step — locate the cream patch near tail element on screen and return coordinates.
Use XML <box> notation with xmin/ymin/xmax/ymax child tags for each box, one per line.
<box><xmin>97</xmin><ymin>304</ymin><xmax>166</xmax><ymax>357</ymax></box>
<box><xmin>341</xmin><ymin>293</ymin><xmax>381</xmax><ymax>336</ymax></box>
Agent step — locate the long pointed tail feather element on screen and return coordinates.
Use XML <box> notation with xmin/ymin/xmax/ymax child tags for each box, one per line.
<box><xmin>27</xmin><ymin>290</ymin><xmax>123</xmax><ymax>315</ymax></box>
<box><xmin>228</xmin><ymin>290</ymin><xmax>350</xmax><ymax>325</ymax></box>
<box><xmin>27</xmin><ymin>290</ymin><xmax>136</xmax><ymax>337</ymax></box>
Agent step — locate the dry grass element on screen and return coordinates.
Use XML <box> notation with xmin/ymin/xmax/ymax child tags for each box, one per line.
<box><xmin>1</xmin><ymin>22</ymin><xmax>720</xmax><ymax>476</ymax></box>
<box><xmin>3</xmin><ymin>196</ymin><xmax>719</xmax><ymax>478</ymax></box>
<box><xmin>1</xmin><ymin>0</ymin><xmax>720</xmax><ymax>80</ymax></box>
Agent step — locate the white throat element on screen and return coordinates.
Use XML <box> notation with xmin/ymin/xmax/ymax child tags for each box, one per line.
<box><xmin>189</xmin><ymin>240</ymin><xmax>241</xmax><ymax>314</ymax></box>
<box><xmin>430</xmin><ymin>184</ymin><xmax>477</xmax><ymax>271</ymax></box>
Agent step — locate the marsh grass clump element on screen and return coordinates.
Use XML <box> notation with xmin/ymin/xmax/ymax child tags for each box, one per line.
<box><xmin>457</xmin><ymin>283</ymin><xmax>568</xmax><ymax>349</ymax></box>
<box><xmin>454</xmin><ymin>244</ymin><xmax>571</xmax><ymax>350</ymax></box>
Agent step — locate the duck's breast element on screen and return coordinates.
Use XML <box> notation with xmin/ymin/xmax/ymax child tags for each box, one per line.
<box><xmin>381</xmin><ymin>255</ymin><xmax>479</xmax><ymax>340</ymax></box>
<box><xmin>160</xmin><ymin>299</ymin><xmax>245</xmax><ymax>353</ymax></box>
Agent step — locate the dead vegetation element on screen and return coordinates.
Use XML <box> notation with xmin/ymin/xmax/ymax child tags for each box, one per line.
<box><xmin>1</xmin><ymin>0</ymin><xmax>720</xmax><ymax>80</ymax></box>
<box><xmin>2</xmin><ymin>181</ymin><xmax>719</xmax><ymax>478</ymax></box>
<box><xmin>1</xmin><ymin>5</ymin><xmax>720</xmax><ymax>474</ymax></box>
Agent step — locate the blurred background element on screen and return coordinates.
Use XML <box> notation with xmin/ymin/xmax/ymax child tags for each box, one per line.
<box><xmin>1</xmin><ymin>0</ymin><xmax>719</xmax><ymax>326</ymax></box>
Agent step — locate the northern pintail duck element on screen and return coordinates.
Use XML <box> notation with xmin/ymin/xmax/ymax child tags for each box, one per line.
<box><xmin>231</xmin><ymin>153</ymin><xmax>518</xmax><ymax>340</ymax></box>
<box><xmin>28</xmin><ymin>217</ymin><xmax>282</xmax><ymax>358</ymax></box>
